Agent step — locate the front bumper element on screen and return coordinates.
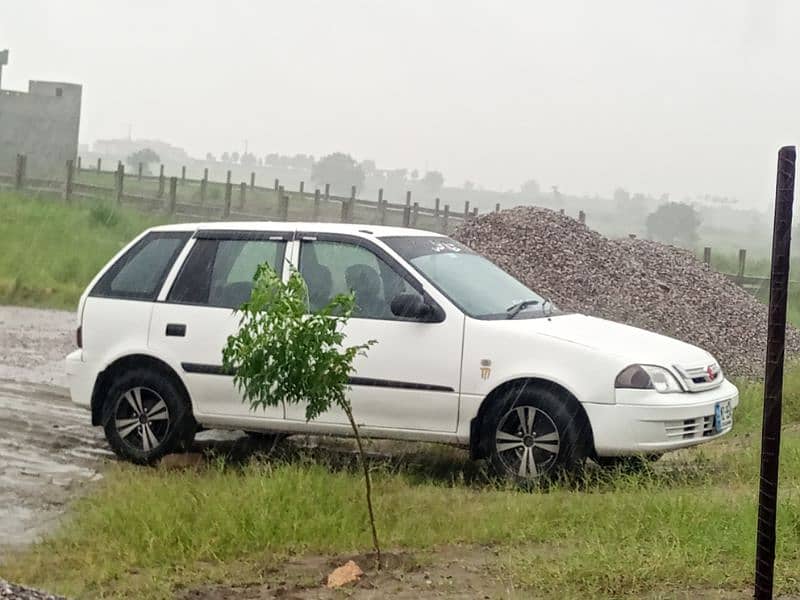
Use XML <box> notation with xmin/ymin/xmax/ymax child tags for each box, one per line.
<box><xmin>585</xmin><ymin>378</ymin><xmax>739</xmax><ymax>456</ymax></box>
<box><xmin>65</xmin><ymin>349</ymin><xmax>92</xmax><ymax>411</ymax></box>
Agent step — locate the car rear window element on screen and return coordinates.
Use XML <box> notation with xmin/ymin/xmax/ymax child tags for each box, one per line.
<box><xmin>90</xmin><ymin>231</ymin><xmax>191</xmax><ymax>300</ymax></box>
<box><xmin>167</xmin><ymin>237</ymin><xmax>287</xmax><ymax>308</ymax></box>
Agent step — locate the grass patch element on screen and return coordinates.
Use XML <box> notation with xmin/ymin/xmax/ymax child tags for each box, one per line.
<box><xmin>0</xmin><ymin>191</ymin><xmax>165</xmax><ymax>310</ymax></box>
<box><xmin>4</xmin><ymin>373</ymin><xmax>800</xmax><ymax>598</ymax></box>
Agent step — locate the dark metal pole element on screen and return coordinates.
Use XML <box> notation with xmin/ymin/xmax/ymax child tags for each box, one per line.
<box><xmin>754</xmin><ymin>145</ymin><xmax>795</xmax><ymax>599</ymax></box>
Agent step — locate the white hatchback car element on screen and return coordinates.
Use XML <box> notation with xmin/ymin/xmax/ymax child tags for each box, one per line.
<box><xmin>66</xmin><ymin>222</ymin><xmax>738</xmax><ymax>480</ymax></box>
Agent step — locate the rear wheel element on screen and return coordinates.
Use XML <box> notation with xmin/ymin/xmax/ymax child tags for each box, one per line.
<box><xmin>103</xmin><ymin>369</ymin><xmax>196</xmax><ymax>464</ymax></box>
<box><xmin>485</xmin><ymin>384</ymin><xmax>588</xmax><ymax>484</ymax></box>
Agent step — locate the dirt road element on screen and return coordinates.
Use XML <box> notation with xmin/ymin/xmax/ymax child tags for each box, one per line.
<box><xmin>0</xmin><ymin>306</ymin><xmax>108</xmax><ymax>559</ymax></box>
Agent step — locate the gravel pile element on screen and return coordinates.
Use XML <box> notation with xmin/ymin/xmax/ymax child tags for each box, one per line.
<box><xmin>0</xmin><ymin>580</ymin><xmax>65</xmax><ymax>600</ymax></box>
<box><xmin>453</xmin><ymin>206</ymin><xmax>800</xmax><ymax>378</ymax></box>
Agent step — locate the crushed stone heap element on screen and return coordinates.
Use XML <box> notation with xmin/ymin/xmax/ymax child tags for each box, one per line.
<box><xmin>453</xmin><ymin>206</ymin><xmax>798</xmax><ymax>378</ymax></box>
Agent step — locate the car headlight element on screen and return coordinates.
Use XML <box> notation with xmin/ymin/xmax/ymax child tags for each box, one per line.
<box><xmin>615</xmin><ymin>364</ymin><xmax>683</xmax><ymax>393</ymax></box>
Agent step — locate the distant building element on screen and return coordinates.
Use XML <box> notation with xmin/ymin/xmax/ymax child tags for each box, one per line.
<box><xmin>0</xmin><ymin>50</ymin><xmax>82</xmax><ymax>178</ymax></box>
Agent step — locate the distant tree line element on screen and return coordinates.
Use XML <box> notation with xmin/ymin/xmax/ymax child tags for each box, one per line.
<box><xmin>204</xmin><ymin>152</ymin><xmax>315</xmax><ymax>169</ymax></box>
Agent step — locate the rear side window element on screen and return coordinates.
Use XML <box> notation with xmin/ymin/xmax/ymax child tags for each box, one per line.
<box><xmin>91</xmin><ymin>232</ymin><xmax>190</xmax><ymax>300</ymax></box>
<box><xmin>168</xmin><ymin>237</ymin><xmax>286</xmax><ymax>308</ymax></box>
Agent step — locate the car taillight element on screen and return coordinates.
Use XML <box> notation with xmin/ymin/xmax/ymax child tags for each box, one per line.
<box><xmin>76</xmin><ymin>325</ymin><xmax>82</xmax><ymax>349</ymax></box>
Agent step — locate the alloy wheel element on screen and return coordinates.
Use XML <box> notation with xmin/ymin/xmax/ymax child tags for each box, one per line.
<box><xmin>114</xmin><ymin>386</ymin><xmax>171</xmax><ymax>452</ymax></box>
<box><xmin>495</xmin><ymin>405</ymin><xmax>560</xmax><ymax>479</ymax></box>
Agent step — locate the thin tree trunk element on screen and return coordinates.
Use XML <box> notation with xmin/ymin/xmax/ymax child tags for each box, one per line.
<box><xmin>343</xmin><ymin>404</ymin><xmax>382</xmax><ymax>570</ymax></box>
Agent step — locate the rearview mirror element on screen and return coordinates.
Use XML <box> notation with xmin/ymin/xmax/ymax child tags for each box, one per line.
<box><xmin>390</xmin><ymin>293</ymin><xmax>441</xmax><ymax>322</ymax></box>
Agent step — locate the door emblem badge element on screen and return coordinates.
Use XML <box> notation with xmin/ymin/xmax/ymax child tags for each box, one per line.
<box><xmin>480</xmin><ymin>359</ymin><xmax>492</xmax><ymax>380</ymax></box>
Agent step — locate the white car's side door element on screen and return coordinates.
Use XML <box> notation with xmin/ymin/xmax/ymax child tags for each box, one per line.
<box><xmin>283</xmin><ymin>233</ymin><xmax>464</xmax><ymax>433</ymax></box>
<box><xmin>149</xmin><ymin>229</ymin><xmax>292</xmax><ymax>422</ymax></box>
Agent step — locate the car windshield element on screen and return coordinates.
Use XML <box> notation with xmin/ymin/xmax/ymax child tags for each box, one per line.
<box><xmin>381</xmin><ymin>236</ymin><xmax>560</xmax><ymax>320</ymax></box>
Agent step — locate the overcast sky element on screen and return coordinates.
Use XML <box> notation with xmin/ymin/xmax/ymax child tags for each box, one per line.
<box><xmin>2</xmin><ymin>0</ymin><xmax>798</xmax><ymax>206</ymax></box>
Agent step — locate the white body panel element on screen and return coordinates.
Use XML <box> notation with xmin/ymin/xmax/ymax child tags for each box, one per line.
<box><xmin>65</xmin><ymin>221</ymin><xmax>741</xmax><ymax>460</ymax></box>
<box><xmin>283</xmin><ymin>316</ymin><xmax>464</xmax><ymax>432</ymax></box>
<box><xmin>147</xmin><ymin>303</ymin><xmax>284</xmax><ymax>422</ymax></box>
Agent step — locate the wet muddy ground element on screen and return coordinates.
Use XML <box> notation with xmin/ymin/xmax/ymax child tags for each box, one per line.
<box><xmin>0</xmin><ymin>307</ymin><xmax>250</xmax><ymax>561</ymax></box>
<box><xmin>0</xmin><ymin>306</ymin><xmax>105</xmax><ymax>559</ymax></box>
<box><xmin>0</xmin><ymin>379</ymin><xmax>108</xmax><ymax>557</ymax></box>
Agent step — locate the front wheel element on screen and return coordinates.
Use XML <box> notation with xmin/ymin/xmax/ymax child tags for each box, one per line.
<box><xmin>484</xmin><ymin>385</ymin><xmax>588</xmax><ymax>484</ymax></box>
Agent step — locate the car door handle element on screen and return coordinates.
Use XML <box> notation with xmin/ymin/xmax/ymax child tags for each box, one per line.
<box><xmin>165</xmin><ymin>323</ymin><xmax>186</xmax><ymax>337</ymax></box>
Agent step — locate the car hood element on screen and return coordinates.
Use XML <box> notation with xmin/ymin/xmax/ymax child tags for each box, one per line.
<box><xmin>512</xmin><ymin>313</ymin><xmax>714</xmax><ymax>368</ymax></box>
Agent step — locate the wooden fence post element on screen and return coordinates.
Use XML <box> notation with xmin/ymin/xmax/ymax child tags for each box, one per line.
<box><xmin>313</xmin><ymin>188</ymin><xmax>321</xmax><ymax>221</ymax></box>
<box><xmin>278</xmin><ymin>185</ymin><xmax>289</xmax><ymax>221</ymax></box>
<box><xmin>472</xmin><ymin>207</ymin><xmax>478</xmax><ymax>218</ymax></box>
<box><xmin>324</xmin><ymin>183</ymin><xmax>330</xmax><ymax>203</ymax></box>
<box><xmin>340</xmin><ymin>185</ymin><xmax>355</xmax><ymax>222</ymax></box>
<box><xmin>223</xmin><ymin>177</ymin><xmax>233</xmax><ymax>219</ymax></box>
<box><xmin>157</xmin><ymin>164</ymin><xmax>165</xmax><ymax>198</ymax></box>
<box><xmin>96</xmin><ymin>157</ymin><xmax>102</xmax><ymax>171</ymax></box>
<box><xmin>559</xmin><ymin>208</ymin><xmax>565</xmax><ymax>215</ymax></box>
<box><xmin>115</xmin><ymin>163</ymin><xmax>125</xmax><ymax>204</ymax></box>
<box><xmin>737</xmin><ymin>249</ymin><xmax>747</xmax><ymax>284</ymax></box>
<box><xmin>76</xmin><ymin>156</ymin><xmax>82</xmax><ymax>172</ymax></box>
<box><xmin>403</xmin><ymin>191</ymin><xmax>412</xmax><ymax>226</ymax></box>
<box><xmin>14</xmin><ymin>154</ymin><xmax>26</xmax><ymax>190</ymax></box>
<box><xmin>250</xmin><ymin>172</ymin><xmax>255</xmax><ymax>188</ymax></box>
<box><xmin>203</xmin><ymin>167</ymin><xmax>209</xmax><ymax>181</ymax></box>
<box><xmin>703</xmin><ymin>247</ymin><xmax>712</xmax><ymax>265</ymax></box>
<box><xmin>274</xmin><ymin>178</ymin><xmax>279</xmax><ymax>191</ymax></box>
<box><xmin>412</xmin><ymin>202</ymin><xmax>419</xmax><ymax>226</ymax></box>
<box><xmin>495</xmin><ymin>203</ymin><xmax>500</xmax><ymax>213</ymax></box>
<box><xmin>181</xmin><ymin>165</ymin><xmax>186</xmax><ymax>183</ymax></box>
<box><xmin>299</xmin><ymin>181</ymin><xmax>305</xmax><ymax>195</ymax></box>
<box><xmin>442</xmin><ymin>204</ymin><xmax>450</xmax><ymax>232</ymax></box>
<box><xmin>137</xmin><ymin>162</ymin><xmax>143</xmax><ymax>180</ymax></box>
<box><xmin>434</xmin><ymin>197</ymin><xmax>440</xmax><ymax>217</ymax></box>
<box><xmin>63</xmin><ymin>159</ymin><xmax>74</xmax><ymax>203</ymax></box>
<box><xmin>578</xmin><ymin>210</ymin><xmax>586</xmax><ymax>224</ymax></box>
<box><xmin>200</xmin><ymin>176</ymin><xmax>207</xmax><ymax>205</ymax></box>
<box><xmin>168</xmin><ymin>177</ymin><xmax>178</xmax><ymax>214</ymax></box>
<box><xmin>378</xmin><ymin>189</ymin><xmax>386</xmax><ymax>225</ymax></box>
<box><xmin>238</xmin><ymin>182</ymin><xmax>247</xmax><ymax>210</ymax></box>
<box><xmin>464</xmin><ymin>200</ymin><xmax>470</xmax><ymax>219</ymax></box>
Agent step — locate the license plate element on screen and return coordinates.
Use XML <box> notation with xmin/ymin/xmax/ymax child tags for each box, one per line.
<box><xmin>715</xmin><ymin>400</ymin><xmax>733</xmax><ymax>433</ymax></box>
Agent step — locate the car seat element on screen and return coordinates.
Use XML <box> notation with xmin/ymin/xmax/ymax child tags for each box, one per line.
<box><xmin>301</xmin><ymin>245</ymin><xmax>333</xmax><ymax>310</ymax></box>
<box><xmin>345</xmin><ymin>264</ymin><xmax>385</xmax><ymax>317</ymax></box>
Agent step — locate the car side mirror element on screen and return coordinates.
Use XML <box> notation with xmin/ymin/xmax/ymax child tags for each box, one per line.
<box><xmin>390</xmin><ymin>293</ymin><xmax>441</xmax><ymax>322</ymax></box>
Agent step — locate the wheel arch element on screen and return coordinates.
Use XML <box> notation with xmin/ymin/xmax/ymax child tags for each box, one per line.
<box><xmin>90</xmin><ymin>353</ymin><xmax>192</xmax><ymax>426</ymax></box>
<box><xmin>468</xmin><ymin>377</ymin><xmax>595</xmax><ymax>460</ymax></box>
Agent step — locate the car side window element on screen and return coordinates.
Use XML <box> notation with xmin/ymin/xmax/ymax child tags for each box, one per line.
<box><xmin>298</xmin><ymin>240</ymin><xmax>421</xmax><ymax>320</ymax></box>
<box><xmin>91</xmin><ymin>232</ymin><xmax>190</xmax><ymax>300</ymax></box>
<box><xmin>168</xmin><ymin>237</ymin><xmax>286</xmax><ymax>308</ymax></box>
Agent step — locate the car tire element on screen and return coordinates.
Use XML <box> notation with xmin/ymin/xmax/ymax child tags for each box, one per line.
<box><xmin>102</xmin><ymin>368</ymin><xmax>196</xmax><ymax>465</ymax></box>
<box><xmin>484</xmin><ymin>384</ymin><xmax>588</xmax><ymax>484</ymax></box>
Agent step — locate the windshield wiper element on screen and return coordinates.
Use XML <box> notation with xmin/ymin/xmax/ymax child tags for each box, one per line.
<box><xmin>506</xmin><ymin>299</ymin><xmax>539</xmax><ymax>319</ymax></box>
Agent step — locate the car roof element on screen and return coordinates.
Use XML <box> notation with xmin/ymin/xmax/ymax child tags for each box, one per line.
<box><xmin>148</xmin><ymin>221</ymin><xmax>446</xmax><ymax>238</ymax></box>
